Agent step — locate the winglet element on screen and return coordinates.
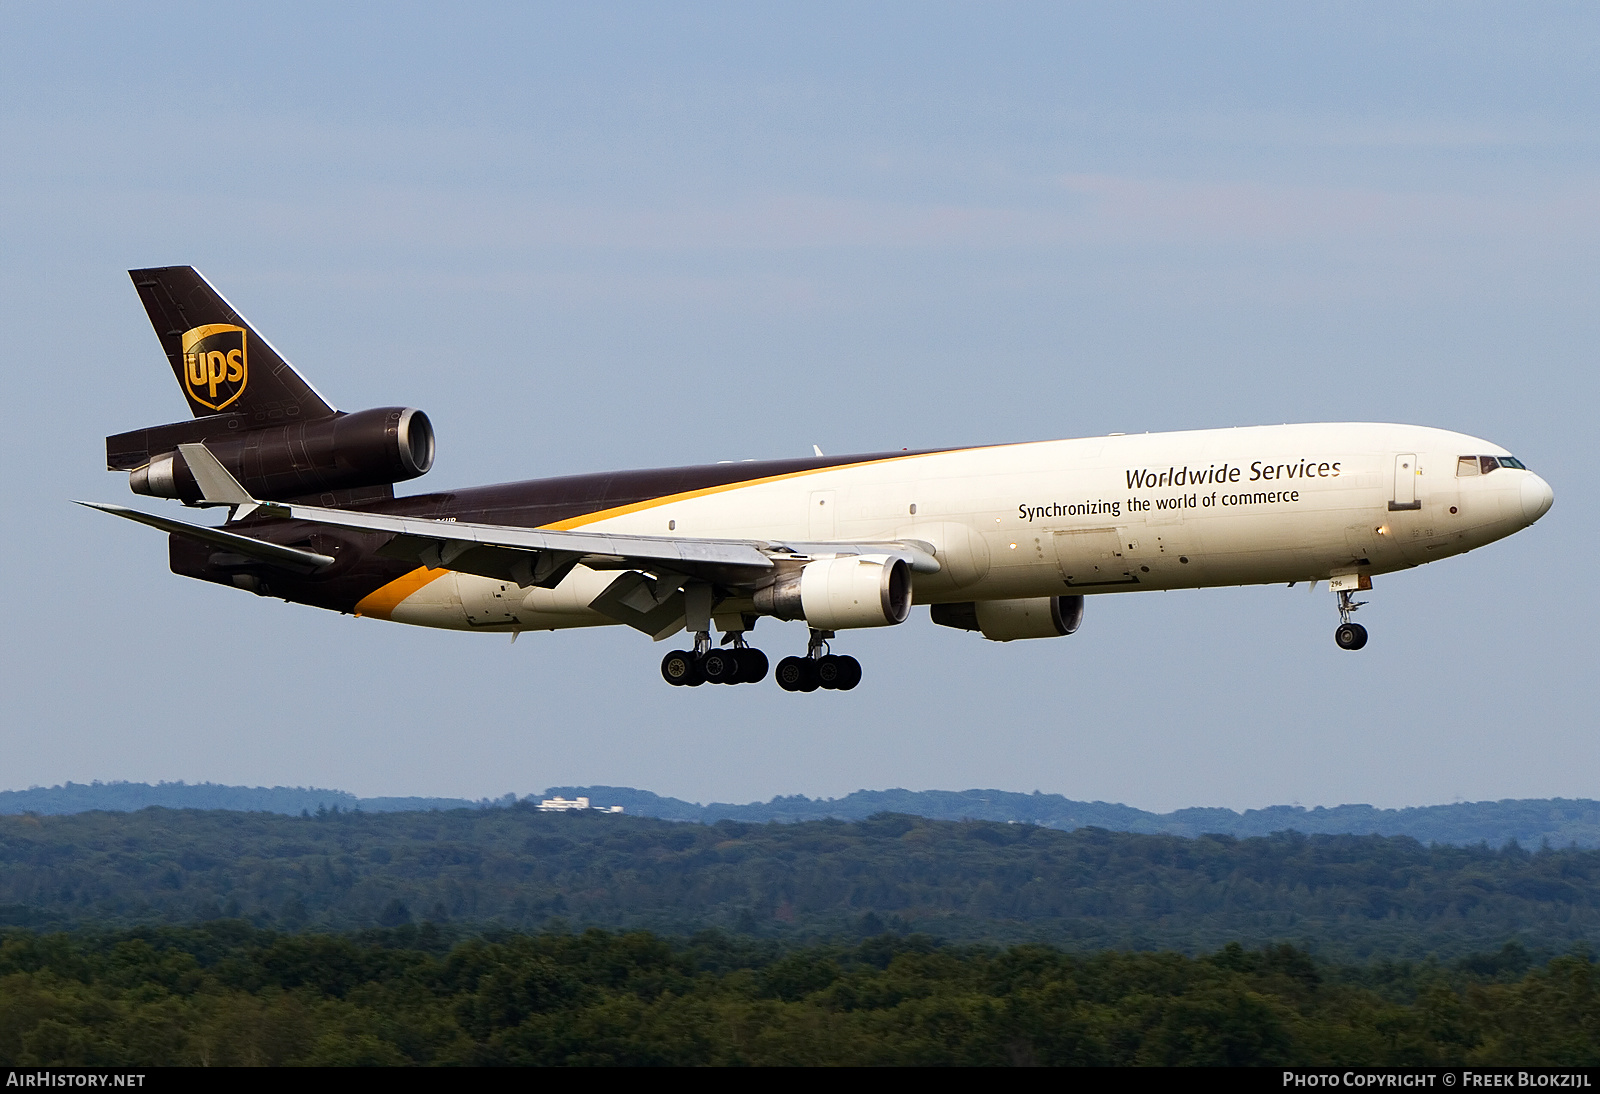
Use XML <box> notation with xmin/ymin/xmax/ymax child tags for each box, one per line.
<box><xmin>176</xmin><ymin>442</ymin><xmax>261</xmax><ymax>518</ymax></box>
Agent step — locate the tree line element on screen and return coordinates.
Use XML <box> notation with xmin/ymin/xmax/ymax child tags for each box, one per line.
<box><xmin>0</xmin><ymin>923</ymin><xmax>1594</xmax><ymax>1066</ymax></box>
<box><xmin>2</xmin><ymin>808</ymin><xmax>1598</xmax><ymax>961</ymax></box>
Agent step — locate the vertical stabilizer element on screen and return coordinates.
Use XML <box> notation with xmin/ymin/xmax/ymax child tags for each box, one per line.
<box><xmin>128</xmin><ymin>266</ymin><xmax>336</xmax><ymax>421</ymax></box>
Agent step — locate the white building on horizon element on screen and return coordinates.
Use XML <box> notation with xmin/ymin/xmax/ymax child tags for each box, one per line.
<box><xmin>538</xmin><ymin>796</ymin><xmax>624</xmax><ymax>814</ymax></box>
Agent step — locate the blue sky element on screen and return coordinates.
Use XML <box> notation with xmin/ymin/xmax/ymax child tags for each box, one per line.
<box><xmin>1</xmin><ymin>2</ymin><xmax>1595</xmax><ymax>811</ymax></box>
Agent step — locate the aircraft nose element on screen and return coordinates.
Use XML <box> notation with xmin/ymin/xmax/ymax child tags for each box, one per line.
<box><xmin>1520</xmin><ymin>473</ymin><xmax>1554</xmax><ymax>524</ymax></box>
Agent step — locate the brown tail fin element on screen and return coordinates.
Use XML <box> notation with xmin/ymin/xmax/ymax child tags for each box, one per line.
<box><xmin>127</xmin><ymin>266</ymin><xmax>336</xmax><ymax>421</ymax></box>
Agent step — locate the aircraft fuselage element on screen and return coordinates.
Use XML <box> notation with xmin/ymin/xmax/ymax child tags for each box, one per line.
<box><xmin>178</xmin><ymin>421</ymin><xmax>1548</xmax><ymax>634</ymax></box>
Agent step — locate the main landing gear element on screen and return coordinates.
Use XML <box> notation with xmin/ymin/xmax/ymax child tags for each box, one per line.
<box><xmin>660</xmin><ymin>625</ymin><xmax>862</xmax><ymax>691</ymax></box>
<box><xmin>661</xmin><ymin>631</ymin><xmax>770</xmax><ymax>687</ymax></box>
<box><xmin>775</xmin><ymin>630</ymin><xmax>862</xmax><ymax>693</ymax></box>
<box><xmin>1334</xmin><ymin>589</ymin><xmax>1369</xmax><ymax>651</ymax></box>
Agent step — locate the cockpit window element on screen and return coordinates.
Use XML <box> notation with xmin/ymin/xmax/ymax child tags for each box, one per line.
<box><xmin>1458</xmin><ymin>455</ymin><xmax>1528</xmax><ymax>476</ymax></box>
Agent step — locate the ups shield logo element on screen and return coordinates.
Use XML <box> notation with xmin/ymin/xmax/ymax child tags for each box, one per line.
<box><xmin>181</xmin><ymin>324</ymin><xmax>248</xmax><ymax>411</ymax></box>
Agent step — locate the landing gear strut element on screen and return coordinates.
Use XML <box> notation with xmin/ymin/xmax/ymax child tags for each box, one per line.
<box><xmin>1334</xmin><ymin>589</ymin><xmax>1369</xmax><ymax>651</ymax></box>
<box><xmin>776</xmin><ymin>630</ymin><xmax>862</xmax><ymax>693</ymax></box>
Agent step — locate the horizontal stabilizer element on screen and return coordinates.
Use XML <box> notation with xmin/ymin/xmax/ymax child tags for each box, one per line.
<box><xmin>76</xmin><ymin>501</ymin><xmax>334</xmax><ymax>574</ymax></box>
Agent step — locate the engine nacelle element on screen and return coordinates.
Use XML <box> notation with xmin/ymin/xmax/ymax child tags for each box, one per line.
<box><xmin>930</xmin><ymin>595</ymin><xmax>1084</xmax><ymax>641</ymax></box>
<box><xmin>122</xmin><ymin>407</ymin><xmax>435</xmax><ymax>503</ymax></box>
<box><xmin>754</xmin><ymin>555</ymin><xmax>913</xmax><ymax>629</ymax></box>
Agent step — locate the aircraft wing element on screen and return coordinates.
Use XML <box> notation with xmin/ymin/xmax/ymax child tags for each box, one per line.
<box><xmin>85</xmin><ymin>444</ymin><xmax>940</xmax><ymax>601</ymax></box>
<box><xmin>267</xmin><ymin>502</ymin><xmax>938</xmax><ymax>591</ymax></box>
<box><xmin>291</xmin><ymin>505</ymin><xmax>781</xmax><ymax>588</ymax></box>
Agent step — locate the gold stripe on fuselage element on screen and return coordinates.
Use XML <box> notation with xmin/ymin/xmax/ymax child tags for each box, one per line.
<box><xmin>355</xmin><ymin>566</ymin><xmax>451</xmax><ymax>619</ymax></box>
<box><xmin>540</xmin><ymin>448</ymin><xmax>959</xmax><ymax>530</ymax></box>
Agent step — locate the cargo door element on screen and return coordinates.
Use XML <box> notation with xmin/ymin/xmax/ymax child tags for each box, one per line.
<box><xmin>1052</xmin><ymin>528</ymin><xmax>1137</xmax><ymax>587</ymax></box>
<box><xmin>1390</xmin><ymin>453</ymin><xmax>1420</xmax><ymax>511</ymax></box>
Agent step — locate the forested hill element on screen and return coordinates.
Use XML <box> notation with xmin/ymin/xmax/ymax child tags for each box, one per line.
<box><xmin>552</xmin><ymin>786</ymin><xmax>1600</xmax><ymax>849</ymax></box>
<box><xmin>5</xmin><ymin>781</ymin><xmax>1599</xmax><ymax>848</ymax></box>
<box><xmin>3</xmin><ymin>807</ymin><xmax>1599</xmax><ymax>962</ymax></box>
<box><xmin>0</xmin><ymin>782</ymin><xmax>504</xmax><ymax>816</ymax></box>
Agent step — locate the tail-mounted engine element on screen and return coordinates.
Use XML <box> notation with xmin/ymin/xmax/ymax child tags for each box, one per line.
<box><xmin>108</xmin><ymin>406</ymin><xmax>434</xmax><ymax>504</ymax></box>
<box><xmin>754</xmin><ymin>555</ymin><xmax>913</xmax><ymax>629</ymax></box>
<box><xmin>931</xmin><ymin>595</ymin><xmax>1084</xmax><ymax>641</ymax></box>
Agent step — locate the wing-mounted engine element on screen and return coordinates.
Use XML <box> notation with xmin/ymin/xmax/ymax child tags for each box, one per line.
<box><xmin>754</xmin><ymin>555</ymin><xmax>913</xmax><ymax>629</ymax></box>
<box><xmin>931</xmin><ymin>595</ymin><xmax>1084</xmax><ymax>641</ymax></box>
<box><xmin>107</xmin><ymin>406</ymin><xmax>435</xmax><ymax>504</ymax></box>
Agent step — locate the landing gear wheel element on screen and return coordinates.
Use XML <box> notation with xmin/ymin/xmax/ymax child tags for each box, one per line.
<box><xmin>816</xmin><ymin>654</ymin><xmax>843</xmax><ymax>690</ymax></box>
<box><xmin>833</xmin><ymin>655</ymin><xmax>862</xmax><ymax>691</ymax></box>
<box><xmin>702</xmin><ymin>649</ymin><xmax>742</xmax><ymax>684</ymax></box>
<box><xmin>661</xmin><ymin>650</ymin><xmax>700</xmax><ymax>685</ymax></box>
<box><xmin>815</xmin><ymin>655</ymin><xmax>863</xmax><ymax>690</ymax></box>
<box><xmin>1334</xmin><ymin>623</ymin><xmax>1368</xmax><ymax>651</ymax></box>
<box><xmin>737</xmin><ymin>648</ymin><xmax>769</xmax><ymax>684</ymax></box>
<box><xmin>776</xmin><ymin>656</ymin><xmax>819</xmax><ymax>692</ymax></box>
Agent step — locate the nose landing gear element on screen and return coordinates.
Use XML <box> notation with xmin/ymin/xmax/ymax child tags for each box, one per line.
<box><xmin>1333</xmin><ymin>588</ymin><xmax>1369</xmax><ymax>651</ymax></box>
<box><xmin>1335</xmin><ymin>620</ymin><xmax>1368</xmax><ymax>650</ymax></box>
<box><xmin>776</xmin><ymin>630</ymin><xmax>862</xmax><ymax>692</ymax></box>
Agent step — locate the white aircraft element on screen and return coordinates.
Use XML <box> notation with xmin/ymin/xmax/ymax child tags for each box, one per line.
<box><xmin>89</xmin><ymin>267</ymin><xmax>1554</xmax><ymax>691</ymax></box>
